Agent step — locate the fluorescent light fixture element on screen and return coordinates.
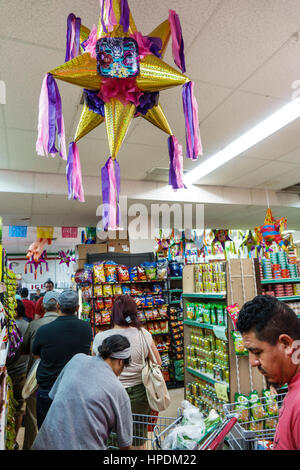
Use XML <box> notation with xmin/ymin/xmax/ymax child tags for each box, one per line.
<box><xmin>184</xmin><ymin>99</ymin><xmax>300</xmax><ymax>186</ymax></box>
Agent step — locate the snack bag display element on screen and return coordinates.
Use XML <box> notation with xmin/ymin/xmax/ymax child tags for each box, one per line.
<box><xmin>153</xmin><ymin>321</ymin><xmax>161</xmax><ymax>333</ymax></box>
<box><xmin>159</xmin><ymin>306</ymin><xmax>168</xmax><ymax>319</ymax></box>
<box><xmin>186</xmin><ymin>303</ymin><xmax>195</xmax><ymax>320</ymax></box>
<box><xmin>226</xmin><ymin>303</ymin><xmax>240</xmax><ymax>329</ymax></box>
<box><xmin>81</xmin><ymin>285</ymin><xmax>92</xmax><ymax>301</ymax></box>
<box><xmin>263</xmin><ymin>389</ymin><xmax>278</xmax><ymax>417</ymax></box>
<box><xmin>101</xmin><ymin>310</ymin><xmax>111</xmax><ymax>324</ymax></box>
<box><xmin>122</xmin><ymin>285</ymin><xmax>131</xmax><ymax>295</ymax></box>
<box><xmin>113</xmin><ymin>284</ymin><xmax>122</xmax><ymax>296</ymax></box>
<box><xmin>249</xmin><ymin>391</ymin><xmax>267</xmax><ymax>421</ymax></box>
<box><xmin>194</xmin><ymin>304</ymin><xmax>204</xmax><ymax>323</ymax></box>
<box><xmin>104</xmin><ymin>261</ymin><xmax>118</xmax><ymax>282</ymax></box>
<box><xmin>231</xmin><ymin>330</ymin><xmax>248</xmax><ymax>356</ymax></box>
<box><xmin>234</xmin><ymin>393</ymin><xmax>249</xmax><ymax>424</ymax></box>
<box><xmin>117</xmin><ymin>265</ymin><xmax>130</xmax><ymax>282</ymax></box>
<box><xmin>160</xmin><ymin>321</ymin><xmax>169</xmax><ymax>333</ymax></box>
<box><xmin>156</xmin><ymin>259</ymin><xmax>168</xmax><ymax>280</ymax></box>
<box><xmin>147</xmin><ymin>322</ymin><xmax>155</xmax><ymax>334</ymax></box>
<box><xmin>152</xmin><ymin>283</ymin><xmax>163</xmax><ymax>294</ymax></box>
<box><xmin>137</xmin><ymin>265</ymin><xmax>147</xmax><ymax>281</ymax></box>
<box><xmin>94</xmin><ymin>284</ymin><xmax>103</xmax><ymax>297</ymax></box>
<box><xmin>203</xmin><ymin>306</ymin><xmax>211</xmax><ymax>324</ymax></box>
<box><xmin>143</xmin><ymin>262</ymin><xmax>157</xmax><ymax>281</ymax></box>
<box><xmin>102</xmin><ymin>284</ymin><xmax>113</xmax><ymax>297</ymax></box>
<box><xmin>82</xmin><ymin>302</ymin><xmax>91</xmax><ymax>315</ymax></box>
<box><xmin>137</xmin><ymin>311</ymin><xmax>146</xmax><ymax>323</ymax></box>
<box><xmin>129</xmin><ymin>266</ymin><xmax>139</xmax><ymax>282</ymax></box>
<box><xmin>95</xmin><ymin>298</ymin><xmax>104</xmax><ymax>310</ymax></box>
<box><xmin>104</xmin><ymin>298</ymin><xmax>113</xmax><ymax>309</ymax></box>
<box><xmin>93</xmin><ymin>262</ymin><xmax>106</xmax><ymax>283</ymax></box>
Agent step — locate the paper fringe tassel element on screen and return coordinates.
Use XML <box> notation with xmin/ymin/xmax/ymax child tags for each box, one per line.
<box><xmin>168</xmin><ymin>135</ymin><xmax>186</xmax><ymax>190</ymax></box>
<box><xmin>101</xmin><ymin>157</ymin><xmax>121</xmax><ymax>230</ymax></box>
<box><xmin>100</xmin><ymin>0</ymin><xmax>118</xmax><ymax>33</ymax></box>
<box><xmin>182</xmin><ymin>81</ymin><xmax>202</xmax><ymax>160</ymax></box>
<box><xmin>65</xmin><ymin>13</ymin><xmax>81</xmax><ymax>62</ymax></box>
<box><xmin>168</xmin><ymin>10</ymin><xmax>186</xmax><ymax>73</ymax></box>
<box><xmin>66</xmin><ymin>142</ymin><xmax>85</xmax><ymax>202</ymax></box>
<box><xmin>36</xmin><ymin>73</ymin><xmax>67</xmax><ymax>160</ymax></box>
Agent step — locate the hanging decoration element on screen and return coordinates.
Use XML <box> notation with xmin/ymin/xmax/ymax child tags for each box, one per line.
<box><xmin>25</xmin><ymin>250</ymin><xmax>49</xmax><ymax>280</ymax></box>
<box><xmin>81</xmin><ymin>227</ymin><xmax>97</xmax><ymax>244</ymax></box>
<box><xmin>254</xmin><ymin>208</ymin><xmax>288</xmax><ymax>252</ymax></box>
<box><xmin>26</xmin><ymin>239</ymin><xmax>49</xmax><ymax>262</ymax></box>
<box><xmin>58</xmin><ymin>250</ymin><xmax>76</xmax><ymax>267</ymax></box>
<box><xmin>8</xmin><ymin>226</ymin><xmax>28</xmax><ymax>238</ymax></box>
<box><xmin>211</xmin><ymin>230</ymin><xmax>232</xmax><ymax>256</ymax></box>
<box><xmin>36</xmin><ymin>0</ymin><xmax>202</xmax><ymax>230</ymax></box>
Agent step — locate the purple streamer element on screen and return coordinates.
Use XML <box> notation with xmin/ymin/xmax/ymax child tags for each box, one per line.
<box><xmin>84</xmin><ymin>89</ymin><xmax>105</xmax><ymax>116</ymax></box>
<box><xmin>120</xmin><ymin>0</ymin><xmax>130</xmax><ymax>32</ymax></box>
<box><xmin>182</xmin><ymin>82</ymin><xmax>202</xmax><ymax>160</ymax></box>
<box><xmin>46</xmin><ymin>74</ymin><xmax>66</xmax><ymax>159</ymax></box>
<box><xmin>101</xmin><ymin>0</ymin><xmax>108</xmax><ymax>33</ymax></box>
<box><xmin>65</xmin><ymin>13</ymin><xmax>81</xmax><ymax>62</ymax></box>
<box><xmin>168</xmin><ymin>135</ymin><xmax>186</xmax><ymax>189</ymax></box>
<box><xmin>135</xmin><ymin>92</ymin><xmax>159</xmax><ymax>115</ymax></box>
<box><xmin>66</xmin><ymin>142</ymin><xmax>74</xmax><ymax>199</ymax></box>
<box><xmin>148</xmin><ymin>37</ymin><xmax>163</xmax><ymax>58</ymax></box>
<box><xmin>101</xmin><ymin>160</ymin><xmax>110</xmax><ymax>230</ymax></box>
<box><xmin>114</xmin><ymin>160</ymin><xmax>121</xmax><ymax>227</ymax></box>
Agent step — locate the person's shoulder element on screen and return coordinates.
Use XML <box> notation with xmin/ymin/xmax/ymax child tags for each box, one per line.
<box><xmin>140</xmin><ymin>327</ymin><xmax>152</xmax><ymax>338</ymax></box>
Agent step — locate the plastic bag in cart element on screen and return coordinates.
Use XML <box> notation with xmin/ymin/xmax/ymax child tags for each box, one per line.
<box><xmin>161</xmin><ymin>401</ymin><xmax>220</xmax><ymax>450</ymax></box>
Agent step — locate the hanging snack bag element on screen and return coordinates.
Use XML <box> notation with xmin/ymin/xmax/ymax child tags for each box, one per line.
<box><xmin>137</xmin><ymin>265</ymin><xmax>147</xmax><ymax>281</ymax></box>
<box><xmin>156</xmin><ymin>259</ymin><xmax>168</xmax><ymax>280</ymax></box>
<box><xmin>93</xmin><ymin>262</ymin><xmax>106</xmax><ymax>284</ymax></box>
<box><xmin>143</xmin><ymin>262</ymin><xmax>157</xmax><ymax>281</ymax></box>
<box><xmin>217</xmin><ymin>305</ymin><xmax>225</xmax><ymax>326</ymax></box>
<box><xmin>95</xmin><ymin>298</ymin><xmax>104</xmax><ymax>310</ymax></box>
<box><xmin>81</xmin><ymin>285</ymin><xmax>92</xmax><ymax>302</ymax></box>
<box><xmin>137</xmin><ymin>311</ymin><xmax>146</xmax><ymax>323</ymax></box>
<box><xmin>210</xmin><ymin>305</ymin><xmax>217</xmax><ymax>325</ymax></box>
<box><xmin>117</xmin><ymin>265</ymin><xmax>130</xmax><ymax>283</ymax></box>
<box><xmin>104</xmin><ymin>261</ymin><xmax>118</xmax><ymax>282</ymax></box>
<box><xmin>104</xmin><ymin>298</ymin><xmax>113</xmax><ymax>310</ymax></box>
<box><xmin>231</xmin><ymin>330</ymin><xmax>248</xmax><ymax>356</ymax></box>
<box><xmin>130</xmin><ymin>284</ymin><xmax>140</xmax><ymax>295</ymax></box>
<box><xmin>129</xmin><ymin>266</ymin><xmax>139</xmax><ymax>282</ymax></box>
<box><xmin>186</xmin><ymin>303</ymin><xmax>195</xmax><ymax>320</ymax></box>
<box><xmin>102</xmin><ymin>284</ymin><xmax>113</xmax><ymax>297</ymax></box>
<box><xmin>101</xmin><ymin>310</ymin><xmax>111</xmax><ymax>324</ymax></box>
<box><xmin>147</xmin><ymin>322</ymin><xmax>155</xmax><ymax>335</ymax></box>
<box><xmin>194</xmin><ymin>304</ymin><xmax>204</xmax><ymax>323</ymax></box>
<box><xmin>82</xmin><ymin>302</ymin><xmax>91</xmax><ymax>315</ymax></box>
<box><xmin>159</xmin><ymin>306</ymin><xmax>168</xmax><ymax>319</ymax></box>
<box><xmin>94</xmin><ymin>284</ymin><xmax>103</xmax><ymax>297</ymax></box>
<box><xmin>226</xmin><ymin>303</ymin><xmax>240</xmax><ymax>329</ymax></box>
<box><xmin>122</xmin><ymin>285</ymin><xmax>131</xmax><ymax>295</ymax></box>
<box><xmin>113</xmin><ymin>284</ymin><xmax>123</xmax><ymax>296</ymax></box>
<box><xmin>263</xmin><ymin>389</ymin><xmax>278</xmax><ymax>417</ymax></box>
<box><xmin>160</xmin><ymin>321</ymin><xmax>169</xmax><ymax>333</ymax></box>
<box><xmin>249</xmin><ymin>391</ymin><xmax>267</xmax><ymax>421</ymax></box>
<box><xmin>152</xmin><ymin>283</ymin><xmax>162</xmax><ymax>294</ymax></box>
<box><xmin>203</xmin><ymin>305</ymin><xmax>211</xmax><ymax>324</ymax></box>
<box><xmin>234</xmin><ymin>393</ymin><xmax>250</xmax><ymax>424</ymax></box>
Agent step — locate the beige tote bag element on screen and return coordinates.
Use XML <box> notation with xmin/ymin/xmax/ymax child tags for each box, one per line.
<box><xmin>139</xmin><ymin>329</ymin><xmax>171</xmax><ymax>412</ymax></box>
<box><xmin>22</xmin><ymin>359</ymin><xmax>40</xmax><ymax>399</ymax></box>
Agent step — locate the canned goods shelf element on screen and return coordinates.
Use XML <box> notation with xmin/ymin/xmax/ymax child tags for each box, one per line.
<box><xmin>182</xmin><ymin>293</ymin><xmax>226</xmax><ymax>299</ymax></box>
<box><xmin>261</xmin><ymin>278</ymin><xmax>300</xmax><ymax>284</ymax></box>
<box><xmin>170</xmin><ymin>277</ymin><xmax>182</xmax><ymax>280</ymax></box>
<box><xmin>169</xmin><ymin>289</ymin><xmax>183</xmax><ymax>293</ymax></box>
<box><xmin>186</xmin><ymin>366</ymin><xmax>229</xmax><ymax>388</ymax></box>
<box><xmin>276</xmin><ymin>295</ymin><xmax>300</xmax><ymax>301</ymax></box>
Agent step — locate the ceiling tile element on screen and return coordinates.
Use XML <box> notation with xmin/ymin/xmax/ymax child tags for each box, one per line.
<box><xmin>0</xmin><ymin>128</ymin><xmax>9</xmax><ymax>168</ymax></box>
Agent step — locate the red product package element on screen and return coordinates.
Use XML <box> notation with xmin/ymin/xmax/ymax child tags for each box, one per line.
<box><xmin>117</xmin><ymin>265</ymin><xmax>130</xmax><ymax>282</ymax></box>
<box><xmin>226</xmin><ymin>303</ymin><xmax>240</xmax><ymax>329</ymax></box>
<box><xmin>101</xmin><ymin>311</ymin><xmax>111</xmax><ymax>324</ymax></box>
<box><xmin>104</xmin><ymin>298</ymin><xmax>113</xmax><ymax>309</ymax></box>
<box><xmin>95</xmin><ymin>299</ymin><xmax>104</xmax><ymax>310</ymax></box>
<box><xmin>137</xmin><ymin>265</ymin><xmax>147</xmax><ymax>281</ymax></box>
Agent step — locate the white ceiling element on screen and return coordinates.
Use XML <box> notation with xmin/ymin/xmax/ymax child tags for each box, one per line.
<box><xmin>1</xmin><ymin>0</ymin><xmax>300</xmax><ymax>233</ymax></box>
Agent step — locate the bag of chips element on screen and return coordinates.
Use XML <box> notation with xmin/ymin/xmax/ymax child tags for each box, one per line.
<box><xmin>263</xmin><ymin>389</ymin><xmax>278</xmax><ymax>417</ymax></box>
<box><xmin>82</xmin><ymin>285</ymin><xmax>92</xmax><ymax>301</ymax></box>
<box><xmin>186</xmin><ymin>303</ymin><xmax>195</xmax><ymax>320</ymax></box>
<box><xmin>102</xmin><ymin>284</ymin><xmax>113</xmax><ymax>297</ymax></box>
<box><xmin>231</xmin><ymin>330</ymin><xmax>248</xmax><ymax>356</ymax></box>
<box><xmin>104</xmin><ymin>261</ymin><xmax>118</xmax><ymax>282</ymax></box>
<box><xmin>95</xmin><ymin>298</ymin><xmax>104</xmax><ymax>310</ymax></box>
<box><xmin>94</xmin><ymin>285</ymin><xmax>103</xmax><ymax>297</ymax></box>
<box><xmin>159</xmin><ymin>306</ymin><xmax>168</xmax><ymax>319</ymax></box>
<box><xmin>226</xmin><ymin>303</ymin><xmax>240</xmax><ymax>329</ymax></box>
<box><xmin>104</xmin><ymin>298</ymin><xmax>113</xmax><ymax>310</ymax></box>
<box><xmin>234</xmin><ymin>393</ymin><xmax>249</xmax><ymax>424</ymax></box>
<box><xmin>101</xmin><ymin>310</ymin><xmax>111</xmax><ymax>324</ymax></box>
<box><xmin>122</xmin><ymin>285</ymin><xmax>131</xmax><ymax>295</ymax></box>
<box><xmin>156</xmin><ymin>259</ymin><xmax>168</xmax><ymax>280</ymax></box>
<box><xmin>143</xmin><ymin>262</ymin><xmax>157</xmax><ymax>281</ymax></box>
<box><xmin>82</xmin><ymin>302</ymin><xmax>91</xmax><ymax>315</ymax></box>
<box><xmin>152</xmin><ymin>283</ymin><xmax>163</xmax><ymax>294</ymax></box>
<box><xmin>93</xmin><ymin>262</ymin><xmax>106</xmax><ymax>284</ymax></box>
<box><xmin>117</xmin><ymin>265</ymin><xmax>130</xmax><ymax>282</ymax></box>
<box><xmin>249</xmin><ymin>391</ymin><xmax>267</xmax><ymax>421</ymax></box>
<box><xmin>113</xmin><ymin>284</ymin><xmax>123</xmax><ymax>296</ymax></box>
<box><xmin>137</xmin><ymin>265</ymin><xmax>147</xmax><ymax>281</ymax></box>
<box><xmin>129</xmin><ymin>266</ymin><xmax>138</xmax><ymax>282</ymax></box>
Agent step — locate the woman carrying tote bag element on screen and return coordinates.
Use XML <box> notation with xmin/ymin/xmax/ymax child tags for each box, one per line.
<box><xmin>93</xmin><ymin>295</ymin><xmax>165</xmax><ymax>449</ymax></box>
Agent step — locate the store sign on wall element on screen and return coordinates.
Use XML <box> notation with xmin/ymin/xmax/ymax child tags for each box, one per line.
<box><xmin>61</xmin><ymin>227</ymin><xmax>78</xmax><ymax>238</ymax></box>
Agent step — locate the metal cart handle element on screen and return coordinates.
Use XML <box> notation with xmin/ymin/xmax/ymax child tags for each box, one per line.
<box><xmin>206</xmin><ymin>416</ymin><xmax>238</xmax><ymax>450</ymax></box>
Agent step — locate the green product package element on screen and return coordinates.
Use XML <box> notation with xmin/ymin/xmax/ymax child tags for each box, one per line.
<box><xmin>262</xmin><ymin>389</ymin><xmax>278</xmax><ymax>417</ymax></box>
<box><xmin>203</xmin><ymin>306</ymin><xmax>211</xmax><ymax>324</ymax></box>
<box><xmin>210</xmin><ymin>305</ymin><xmax>217</xmax><ymax>325</ymax></box>
<box><xmin>234</xmin><ymin>393</ymin><xmax>249</xmax><ymax>424</ymax></box>
<box><xmin>249</xmin><ymin>391</ymin><xmax>267</xmax><ymax>421</ymax></box>
<box><xmin>186</xmin><ymin>303</ymin><xmax>195</xmax><ymax>320</ymax></box>
<box><xmin>231</xmin><ymin>330</ymin><xmax>248</xmax><ymax>356</ymax></box>
<box><xmin>194</xmin><ymin>303</ymin><xmax>204</xmax><ymax>323</ymax></box>
<box><xmin>217</xmin><ymin>305</ymin><xmax>224</xmax><ymax>326</ymax></box>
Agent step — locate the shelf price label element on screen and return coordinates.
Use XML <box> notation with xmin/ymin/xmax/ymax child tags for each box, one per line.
<box><xmin>214</xmin><ymin>382</ymin><xmax>229</xmax><ymax>402</ymax></box>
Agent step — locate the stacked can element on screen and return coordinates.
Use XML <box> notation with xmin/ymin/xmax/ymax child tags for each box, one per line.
<box><xmin>280</xmin><ymin>268</ymin><xmax>290</xmax><ymax>279</ymax></box>
<box><xmin>293</xmin><ymin>284</ymin><xmax>300</xmax><ymax>296</ymax></box>
<box><xmin>261</xmin><ymin>259</ymin><xmax>273</xmax><ymax>280</ymax></box>
<box><xmin>259</xmin><ymin>262</ymin><xmax>264</xmax><ymax>281</ymax></box>
<box><xmin>288</xmin><ymin>263</ymin><xmax>298</xmax><ymax>279</ymax></box>
<box><xmin>272</xmin><ymin>264</ymin><xmax>282</xmax><ymax>279</ymax></box>
<box><xmin>284</xmin><ymin>283</ymin><xmax>294</xmax><ymax>297</ymax></box>
<box><xmin>274</xmin><ymin>283</ymin><xmax>285</xmax><ymax>297</ymax></box>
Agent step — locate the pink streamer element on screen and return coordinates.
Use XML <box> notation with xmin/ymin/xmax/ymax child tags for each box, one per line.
<box><xmin>107</xmin><ymin>157</ymin><xmax>117</xmax><ymax>229</ymax></box>
<box><xmin>173</xmin><ymin>136</ymin><xmax>185</xmax><ymax>189</ymax></box>
<box><xmin>84</xmin><ymin>24</ymin><xmax>98</xmax><ymax>58</ymax></box>
<box><xmin>168</xmin><ymin>10</ymin><xmax>186</xmax><ymax>73</ymax></box>
<box><xmin>190</xmin><ymin>81</ymin><xmax>202</xmax><ymax>156</ymax></box>
<box><xmin>131</xmin><ymin>32</ymin><xmax>152</xmax><ymax>60</ymax></box>
<box><xmin>72</xmin><ymin>142</ymin><xmax>85</xmax><ymax>202</ymax></box>
<box><xmin>36</xmin><ymin>74</ymin><xmax>50</xmax><ymax>157</ymax></box>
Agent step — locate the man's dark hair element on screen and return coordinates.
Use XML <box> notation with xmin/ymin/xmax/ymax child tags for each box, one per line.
<box><xmin>45</xmin><ymin>280</ymin><xmax>54</xmax><ymax>287</ymax></box>
<box><xmin>60</xmin><ymin>305</ymin><xmax>77</xmax><ymax>315</ymax></box>
<box><xmin>20</xmin><ymin>287</ymin><xmax>29</xmax><ymax>299</ymax></box>
<box><xmin>16</xmin><ymin>299</ymin><xmax>25</xmax><ymax>318</ymax></box>
<box><xmin>237</xmin><ymin>295</ymin><xmax>300</xmax><ymax>345</ymax></box>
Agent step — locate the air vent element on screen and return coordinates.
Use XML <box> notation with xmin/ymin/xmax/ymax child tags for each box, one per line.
<box><xmin>143</xmin><ymin>167</ymin><xmax>189</xmax><ymax>183</ymax></box>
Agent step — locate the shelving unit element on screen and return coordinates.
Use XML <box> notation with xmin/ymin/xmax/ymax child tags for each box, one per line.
<box><xmin>183</xmin><ymin>259</ymin><xmax>265</xmax><ymax>418</ymax></box>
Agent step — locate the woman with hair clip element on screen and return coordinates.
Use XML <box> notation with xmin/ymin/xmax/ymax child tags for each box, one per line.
<box><xmin>93</xmin><ymin>295</ymin><xmax>162</xmax><ymax>449</ymax></box>
<box><xmin>31</xmin><ymin>335</ymin><xmax>133</xmax><ymax>450</ymax></box>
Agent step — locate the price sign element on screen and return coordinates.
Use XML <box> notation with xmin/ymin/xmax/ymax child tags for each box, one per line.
<box><xmin>214</xmin><ymin>382</ymin><xmax>229</xmax><ymax>402</ymax></box>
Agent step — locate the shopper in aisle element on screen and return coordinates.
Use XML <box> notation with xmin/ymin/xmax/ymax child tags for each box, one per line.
<box><xmin>92</xmin><ymin>294</ymin><xmax>162</xmax><ymax>449</ymax></box>
<box><xmin>32</xmin><ymin>335</ymin><xmax>133</xmax><ymax>450</ymax></box>
<box><xmin>32</xmin><ymin>289</ymin><xmax>93</xmax><ymax>429</ymax></box>
<box><xmin>33</xmin><ymin>288</ymin><xmax>42</xmax><ymax>302</ymax></box>
<box><xmin>237</xmin><ymin>295</ymin><xmax>300</xmax><ymax>450</ymax></box>
<box><xmin>20</xmin><ymin>287</ymin><xmax>36</xmax><ymax>322</ymax></box>
<box><xmin>6</xmin><ymin>300</ymin><xmax>29</xmax><ymax>449</ymax></box>
<box><xmin>19</xmin><ymin>290</ymin><xmax>60</xmax><ymax>450</ymax></box>
<box><xmin>34</xmin><ymin>279</ymin><xmax>54</xmax><ymax>319</ymax></box>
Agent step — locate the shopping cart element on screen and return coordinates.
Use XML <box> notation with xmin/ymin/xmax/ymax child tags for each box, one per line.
<box><xmin>223</xmin><ymin>392</ymin><xmax>286</xmax><ymax>450</ymax></box>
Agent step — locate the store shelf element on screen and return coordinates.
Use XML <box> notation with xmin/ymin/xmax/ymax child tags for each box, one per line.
<box><xmin>169</xmin><ymin>300</ymin><xmax>181</xmax><ymax>304</ymax></box>
<box><xmin>94</xmin><ymin>279</ymin><xmax>166</xmax><ymax>285</ymax></box>
<box><xmin>186</xmin><ymin>367</ymin><xmax>229</xmax><ymax>388</ymax></box>
<box><xmin>261</xmin><ymin>278</ymin><xmax>300</xmax><ymax>284</ymax></box>
<box><xmin>183</xmin><ymin>320</ymin><xmax>215</xmax><ymax>330</ymax></box>
<box><xmin>170</xmin><ymin>277</ymin><xmax>182</xmax><ymax>280</ymax></box>
<box><xmin>276</xmin><ymin>296</ymin><xmax>300</xmax><ymax>302</ymax></box>
<box><xmin>169</xmin><ymin>289</ymin><xmax>182</xmax><ymax>293</ymax></box>
<box><xmin>182</xmin><ymin>293</ymin><xmax>226</xmax><ymax>299</ymax></box>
